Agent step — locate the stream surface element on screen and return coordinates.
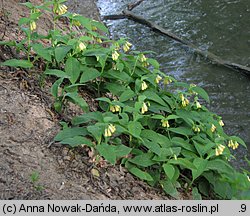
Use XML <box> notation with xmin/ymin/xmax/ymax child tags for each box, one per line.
<box><xmin>71</xmin><ymin>0</ymin><xmax>250</xmax><ymax>168</ymax></box>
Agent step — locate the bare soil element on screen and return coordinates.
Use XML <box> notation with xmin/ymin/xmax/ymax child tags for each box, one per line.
<box><xmin>0</xmin><ymin>0</ymin><xmax>181</xmax><ymax>200</ymax></box>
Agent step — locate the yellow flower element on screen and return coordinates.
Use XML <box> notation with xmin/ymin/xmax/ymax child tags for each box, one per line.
<box><xmin>180</xmin><ymin>94</ymin><xmax>189</xmax><ymax>107</ymax></box>
<box><xmin>215</xmin><ymin>144</ymin><xmax>225</xmax><ymax>156</ymax></box>
<box><xmin>193</xmin><ymin>125</ymin><xmax>200</xmax><ymax>133</ymax></box>
<box><xmin>96</xmin><ymin>38</ymin><xmax>102</xmax><ymax>43</ymax></box>
<box><xmin>72</xmin><ymin>14</ymin><xmax>81</xmax><ymax>26</ymax></box>
<box><xmin>141</xmin><ymin>102</ymin><xmax>149</xmax><ymax>114</ymax></box>
<box><xmin>104</xmin><ymin>124</ymin><xmax>116</xmax><ymax>137</ymax></box>
<box><xmin>77</xmin><ymin>42</ymin><xmax>86</xmax><ymax>51</ymax></box>
<box><xmin>123</xmin><ymin>41</ymin><xmax>132</xmax><ymax>52</ymax></box>
<box><xmin>219</xmin><ymin>120</ymin><xmax>224</xmax><ymax>127</ymax></box>
<box><xmin>110</xmin><ymin>105</ymin><xmax>121</xmax><ymax>113</ymax></box>
<box><xmin>141</xmin><ymin>81</ymin><xmax>148</xmax><ymax>91</ymax></box>
<box><xmin>139</xmin><ymin>54</ymin><xmax>147</xmax><ymax>62</ymax></box>
<box><xmin>164</xmin><ymin>76</ymin><xmax>173</xmax><ymax>85</ymax></box>
<box><xmin>112</xmin><ymin>51</ymin><xmax>119</xmax><ymax>61</ymax></box>
<box><xmin>228</xmin><ymin>140</ymin><xmax>239</xmax><ymax>150</ymax></box>
<box><xmin>55</xmin><ymin>4</ymin><xmax>67</xmax><ymax>15</ymax></box>
<box><xmin>155</xmin><ymin>75</ymin><xmax>162</xmax><ymax>84</ymax></box>
<box><xmin>247</xmin><ymin>176</ymin><xmax>250</xmax><ymax>182</ymax></box>
<box><xmin>211</xmin><ymin>124</ymin><xmax>216</xmax><ymax>133</ymax></box>
<box><xmin>30</xmin><ymin>21</ymin><xmax>36</xmax><ymax>31</ymax></box>
<box><xmin>92</xmin><ymin>26</ymin><xmax>98</xmax><ymax>31</ymax></box>
<box><xmin>161</xmin><ymin>119</ymin><xmax>170</xmax><ymax>128</ymax></box>
<box><xmin>195</xmin><ymin>101</ymin><xmax>202</xmax><ymax>109</ymax></box>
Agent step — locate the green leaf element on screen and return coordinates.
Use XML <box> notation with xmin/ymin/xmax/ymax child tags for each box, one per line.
<box><xmin>45</xmin><ymin>69</ymin><xmax>69</xmax><ymax>78</ymax></box>
<box><xmin>80</xmin><ymin>66</ymin><xmax>101</xmax><ymax>83</ymax></box>
<box><xmin>54</xmin><ymin>127</ymin><xmax>88</xmax><ymax>141</ymax></box>
<box><xmin>20</xmin><ymin>2</ymin><xmax>34</xmax><ymax>9</ymax></box>
<box><xmin>206</xmin><ymin>159</ymin><xmax>234</xmax><ymax>174</ymax></box>
<box><xmin>60</xmin><ymin>136</ymin><xmax>93</xmax><ymax>147</ymax></box>
<box><xmin>65</xmin><ymin>92</ymin><xmax>89</xmax><ymax>112</ymax></box>
<box><xmin>141</xmin><ymin>129</ymin><xmax>171</xmax><ymax>148</ymax></box>
<box><xmin>162</xmin><ymin>164</ymin><xmax>175</xmax><ymax>180</ymax></box>
<box><xmin>129</xmin><ymin>153</ymin><xmax>156</xmax><ymax>168</ymax></box>
<box><xmin>143</xmin><ymin>90</ymin><xmax>169</xmax><ymax>107</ymax></box>
<box><xmin>192</xmin><ymin>187</ymin><xmax>202</xmax><ymax>200</ymax></box>
<box><xmin>65</xmin><ymin>57</ymin><xmax>81</xmax><ymax>84</ymax></box>
<box><xmin>104</xmin><ymin>83</ymin><xmax>126</xmax><ymax>96</ymax></box>
<box><xmin>51</xmin><ymin>77</ymin><xmax>64</xmax><ymax>97</ymax></box>
<box><xmin>142</xmin><ymin>138</ymin><xmax>162</xmax><ymax>156</ymax></box>
<box><xmin>18</xmin><ymin>17</ymin><xmax>30</xmax><ymax>26</ymax></box>
<box><xmin>127</xmin><ymin>164</ymin><xmax>154</xmax><ymax>181</ymax></box>
<box><xmin>96</xmin><ymin>143</ymin><xmax>116</xmax><ymax>165</ymax></box>
<box><xmin>55</xmin><ymin>45</ymin><xmax>72</xmax><ymax>63</ymax></box>
<box><xmin>92</xmin><ymin>20</ymin><xmax>109</xmax><ymax>33</ymax></box>
<box><xmin>1</xmin><ymin>59</ymin><xmax>33</xmax><ymax>68</ymax></box>
<box><xmin>72</xmin><ymin>112</ymin><xmax>103</xmax><ymax>125</ymax></box>
<box><xmin>161</xmin><ymin>179</ymin><xmax>179</xmax><ymax>199</ymax></box>
<box><xmin>169</xmin><ymin>158</ymin><xmax>197</xmax><ymax>170</ymax></box>
<box><xmin>198</xmin><ymin>179</ymin><xmax>210</xmax><ymax>196</ymax></box>
<box><xmin>128</xmin><ymin>121</ymin><xmax>143</xmax><ymax>138</ymax></box>
<box><xmin>153</xmin><ymin>147</ymin><xmax>181</xmax><ymax>161</ymax></box>
<box><xmin>192</xmin><ymin>86</ymin><xmax>210</xmax><ymax>102</ymax></box>
<box><xmin>32</xmin><ymin>43</ymin><xmax>52</xmax><ymax>61</ymax></box>
<box><xmin>75</xmin><ymin>16</ymin><xmax>92</xmax><ymax>30</ymax></box>
<box><xmin>192</xmin><ymin>158</ymin><xmax>208</xmax><ymax>180</ymax></box>
<box><xmin>171</xmin><ymin>137</ymin><xmax>196</xmax><ymax>152</ymax></box>
<box><xmin>147</xmin><ymin>58</ymin><xmax>159</xmax><ymax>69</ymax></box>
<box><xmin>114</xmin><ymin>145</ymin><xmax>132</xmax><ymax>158</ymax></box>
<box><xmin>169</xmin><ymin>127</ymin><xmax>193</xmax><ymax>136</ymax></box>
<box><xmin>119</xmin><ymin>89</ymin><xmax>136</xmax><ymax>102</ymax></box>
<box><xmin>87</xmin><ymin>125</ymin><xmax>103</xmax><ymax>144</ymax></box>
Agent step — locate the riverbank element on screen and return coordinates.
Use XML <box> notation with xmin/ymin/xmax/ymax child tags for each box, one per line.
<box><xmin>0</xmin><ymin>0</ymin><xmax>183</xmax><ymax>200</ymax></box>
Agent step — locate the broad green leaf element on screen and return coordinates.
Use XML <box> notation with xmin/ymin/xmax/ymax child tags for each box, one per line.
<box><xmin>92</xmin><ymin>20</ymin><xmax>109</xmax><ymax>33</ymax></box>
<box><xmin>127</xmin><ymin>165</ymin><xmax>154</xmax><ymax>181</ymax></box>
<box><xmin>114</xmin><ymin>145</ymin><xmax>132</xmax><ymax>158</ymax></box>
<box><xmin>141</xmin><ymin>129</ymin><xmax>171</xmax><ymax>148</ymax></box>
<box><xmin>143</xmin><ymin>90</ymin><xmax>169</xmax><ymax>107</ymax></box>
<box><xmin>169</xmin><ymin>127</ymin><xmax>193</xmax><ymax>136</ymax></box>
<box><xmin>162</xmin><ymin>164</ymin><xmax>175</xmax><ymax>180</ymax></box>
<box><xmin>104</xmin><ymin>83</ymin><xmax>126</xmax><ymax>96</ymax></box>
<box><xmin>45</xmin><ymin>69</ymin><xmax>69</xmax><ymax>78</ymax></box>
<box><xmin>80</xmin><ymin>67</ymin><xmax>101</xmax><ymax>83</ymax></box>
<box><xmin>20</xmin><ymin>2</ymin><xmax>34</xmax><ymax>9</ymax></box>
<box><xmin>65</xmin><ymin>57</ymin><xmax>81</xmax><ymax>84</ymax></box>
<box><xmin>142</xmin><ymin>138</ymin><xmax>162</xmax><ymax>156</ymax></box>
<box><xmin>119</xmin><ymin>89</ymin><xmax>136</xmax><ymax>102</ymax></box>
<box><xmin>1</xmin><ymin>59</ymin><xmax>33</xmax><ymax>68</ymax></box>
<box><xmin>65</xmin><ymin>92</ymin><xmax>89</xmax><ymax>112</ymax></box>
<box><xmin>214</xmin><ymin>181</ymin><xmax>232</xmax><ymax>199</ymax></box>
<box><xmin>60</xmin><ymin>136</ymin><xmax>93</xmax><ymax>147</ymax></box>
<box><xmin>171</xmin><ymin>137</ymin><xmax>196</xmax><ymax>152</ymax></box>
<box><xmin>51</xmin><ymin>77</ymin><xmax>64</xmax><ymax>97</ymax></box>
<box><xmin>206</xmin><ymin>159</ymin><xmax>234</xmax><ymax>174</ymax></box>
<box><xmin>54</xmin><ymin>127</ymin><xmax>88</xmax><ymax>141</ymax></box>
<box><xmin>153</xmin><ymin>147</ymin><xmax>181</xmax><ymax>162</ymax></box>
<box><xmin>129</xmin><ymin>153</ymin><xmax>156</xmax><ymax>167</ymax></box>
<box><xmin>87</xmin><ymin>125</ymin><xmax>103</xmax><ymax>144</ymax></box>
<box><xmin>192</xmin><ymin>158</ymin><xmax>208</xmax><ymax>180</ymax></box>
<box><xmin>72</xmin><ymin>112</ymin><xmax>103</xmax><ymax>125</ymax></box>
<box><xmin>192</xmin><ymin>187</ymin><xmax>202</xmax><ymax>200</ymax></box>
<box><xmin>55</xmin><ymin>45</ymin><xmax>72</xmax><ymax>63</ymax></box>
<box><xmin>96</xmin><ymin>143</ymin><xmax>116</xmax><ymax>165</ymax></box>
<box><xmin>198</xmin><ymin>179</ymin><xmax>210</xmax><ymax>196</ymax></box>
<box><xmin>75</xmin><ymin>16</ymin><xmax>92</xmax><ymax>30</ymax></box>
<box><xmin>169</xmin><ymin>158</ymin><xmax>197</xmax><ymax>170</ymax></box>
<box><xmin>18</xmin><ymin>17</ymin><xmax>30</xmax><ymax>26</ymax></box>
<box><xmin>128</xmin><ymin>121</ymin><xmax>143</xmax><ymax>138</ymax></box>
<box><xmin>32</xmin><ymin>43</ymin><xmax>52</xmax><ymax>61</ymax></box>
<box><xmin>147</xmin><ymin>58</ymin><xmax>159</xmax><ymax>69</ymax></box>
<box><xmin>192</xmin><ymin>86</ymin><xmax>210</xmax><ymax>102</ymax></box>
<box><xmin>161</xmin><ymin>179</ymin><xmax>179</xmax><ymax>199</ymax></box>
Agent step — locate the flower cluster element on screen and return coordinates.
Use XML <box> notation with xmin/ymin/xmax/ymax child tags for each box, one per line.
<box><xmin>139</xmin><ymin>54</ymin><xmax>149</xmax><ymax>67</ymax></box>
<box><xmin>210</xmin><ymin>124</ymin><xmax>216</xmax><ymax>133</ymax></box>
<box><xmin>123</xmin><ymin>41</ymin><xmax>132</xmax><ymax>52</ymax></box>
<box><xmin>110</xmin><ymin>105</ymin><xmax>121</xmax><ymax>113</ymax></box>
<box><xmin>30</xmin><ymin>21</ymin><xmax>36</xmax><ymax>31</ymax></box>
<box><xmin>141</xmin><ymin>81</ymin><xmax>148</xmax><ymax>91</ymax></box>
<box><xmin>155</xmin><ymin>75</ymin><xmax>162</xmax><ymax>84</ymax></box>
<box><xmin>228</xmin><ymin>140</ymin><xmax>239</xmax><ymax>150</ymax></box>
<box><xmin>180</xmin><ymin>94</ymin><xmax>189</xmax><ymax>107</ymax></box>
<box><xmin>72</xmin><ymin>13</ymin><xmax>81</xmax><ymax>26</ymax></box>
<box><xmin>141</xmin><ymin>102</ymin><xmax>150</xmax><ymax>114</ymax></box>
<box><xmin>76</xmin><ymin>42</ymin><xmax>86</xmax><ymax>53</ymax></box>
<box><xmin>195</xmin><ymin>100</ymin><xmax>201</xmax><ymax>109</ymax></box>
<box><xmin>215</xmin><ymin>144</ymin><xmax>225</xmax><ymax>156</ymax></box>
<box><xmin>112</xmin><ymin>51</ymin><xmax>119</xmax><ymax>61</ymax></box>
<box><xmin>161</xmin><ymin>119</ymin><xmax>170</xmax><ymax>128</ymax></box>
<box><xmin>54</xmin><ymin>4</ymin><xmax>67</xmax><ymax>15</ymax></box>
<box><xmin>219</xmin><ymin>120</ymin><xmax>224</xmax><ymax>127</ymax></box>
<box><xmin>164</xmin><ymin>76</ymin><xmax>173</xmax><ymax>85</ymax></box>
<box><xmin>192</xmin><ymin>125</ymin><xmax>200</xmax><ymax>133</ymax></box>
<box><xmin>104</xmin><ymin>124</ymin><xmax>116</xmax><ymax>137</ymax></box>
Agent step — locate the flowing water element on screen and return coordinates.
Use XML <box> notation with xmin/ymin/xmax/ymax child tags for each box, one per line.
<box><xmin>72</xmin><ymin>0</ymin><xmax>250</xmax><ymax>168</ymax></box>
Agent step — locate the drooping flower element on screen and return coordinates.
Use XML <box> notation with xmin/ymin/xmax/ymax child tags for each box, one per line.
<box><xmin>110</xmin><ymin>105</ymin><xmax>121</xmax><ymax>113</ymax></box>
<box><xmin>141</xmin><ymin>102</ymin><xmax>149</xmax><ymax>114</ymax></box>
<box><xmin>155</xmin><ymin>75</ymin><xmax>162</xmax><ymax>84</ymax></box>
<box><xmin>215</xmin><ymin>144</ymin><xmax>225</xmax><ymax>156</ymax></box>
<box><xmin>164</xmin><ymin>76</ymin><xmax>173</xmax><ymax>85</ymax></box>
<box><xmin>161</xmin><ymin>119</ymin><xmax>170</xmax><ymax>128</ymax></box>
<box><xmin>219</xmin><ymin>120</ymin><xmax>224</xmax><ymax>127</ymax></box>
<box><xmin>192</xmin><ymin>125</ymin><xmax>201</xmax><ymax>133</ymax></box>
<box><xmin>30</xmin><ymin>21</ymin><xmax>36</xmax><ymax>31</ymax></box>
<box><xmin>72</xmin><ymin>13</ymin><xmax>81</xmax><ymax>26</ymax></box>
<box><xmin>228</xmin><ymin>140</ymin><xmax>239</xmax><ymax>150</ymax></box>
<box><xmin>211</xmin><ymin>124</ymin><xmax>216</xmax><ymax>133</ymax></box>
<box><xmin>55</xmin><ymin>4</ymin><xmax>67</xmax><ymax>15</ymax></box>
<box><xmin>96</xmin><ymin>38</ymin><xmax>102</xmax><ymax>43</ymax></box>
<box><xmin>104</xmin><ymin>124</ymin><xmax>116</xmax><ymax>137</ymax></box>
<box><xmin>141</xmin><ymin>81</ymin><xmax>148</xmax><ymax>91</ymax></box>
<box><xmin>195</xmin><ymin>101</ymin><xmax>202</xmax><ymax>109</ymax></box>
<box><xmin>180</xmin><ymin>94</ymin><xmax>189</xmax><ymax>107</ymax></box>
<box><xmin>112</xmin><ymin>51</ymin><xmax>119</xmax><ymax>61</ymax></box>
<box><xmin>77</xmin><ymin>42</ymin><xmax>86</xmax><ymax>52</ymax></box>
<box><xmin>123</xmin><ymin>41</ymin><xmax>132</xmax><ymax>52</ymax></box>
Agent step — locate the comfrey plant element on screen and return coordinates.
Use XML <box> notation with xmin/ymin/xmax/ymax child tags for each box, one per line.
<box><xmin>1</xmin><ymin>0</ymin><xmax>249</xmax><ymax>199</ymax></box>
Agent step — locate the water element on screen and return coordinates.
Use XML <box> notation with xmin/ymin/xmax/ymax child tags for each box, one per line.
<box><xmin>73</xmin><ymin>0</ymin><xmax>250</xmax><ymax>167</ymax></box>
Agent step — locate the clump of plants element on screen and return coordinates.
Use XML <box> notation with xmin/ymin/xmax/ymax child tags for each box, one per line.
<box><xmin>1</xmin><ymin>0</ymin><xmax>249</xmax><ymax>199</ymax></box>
